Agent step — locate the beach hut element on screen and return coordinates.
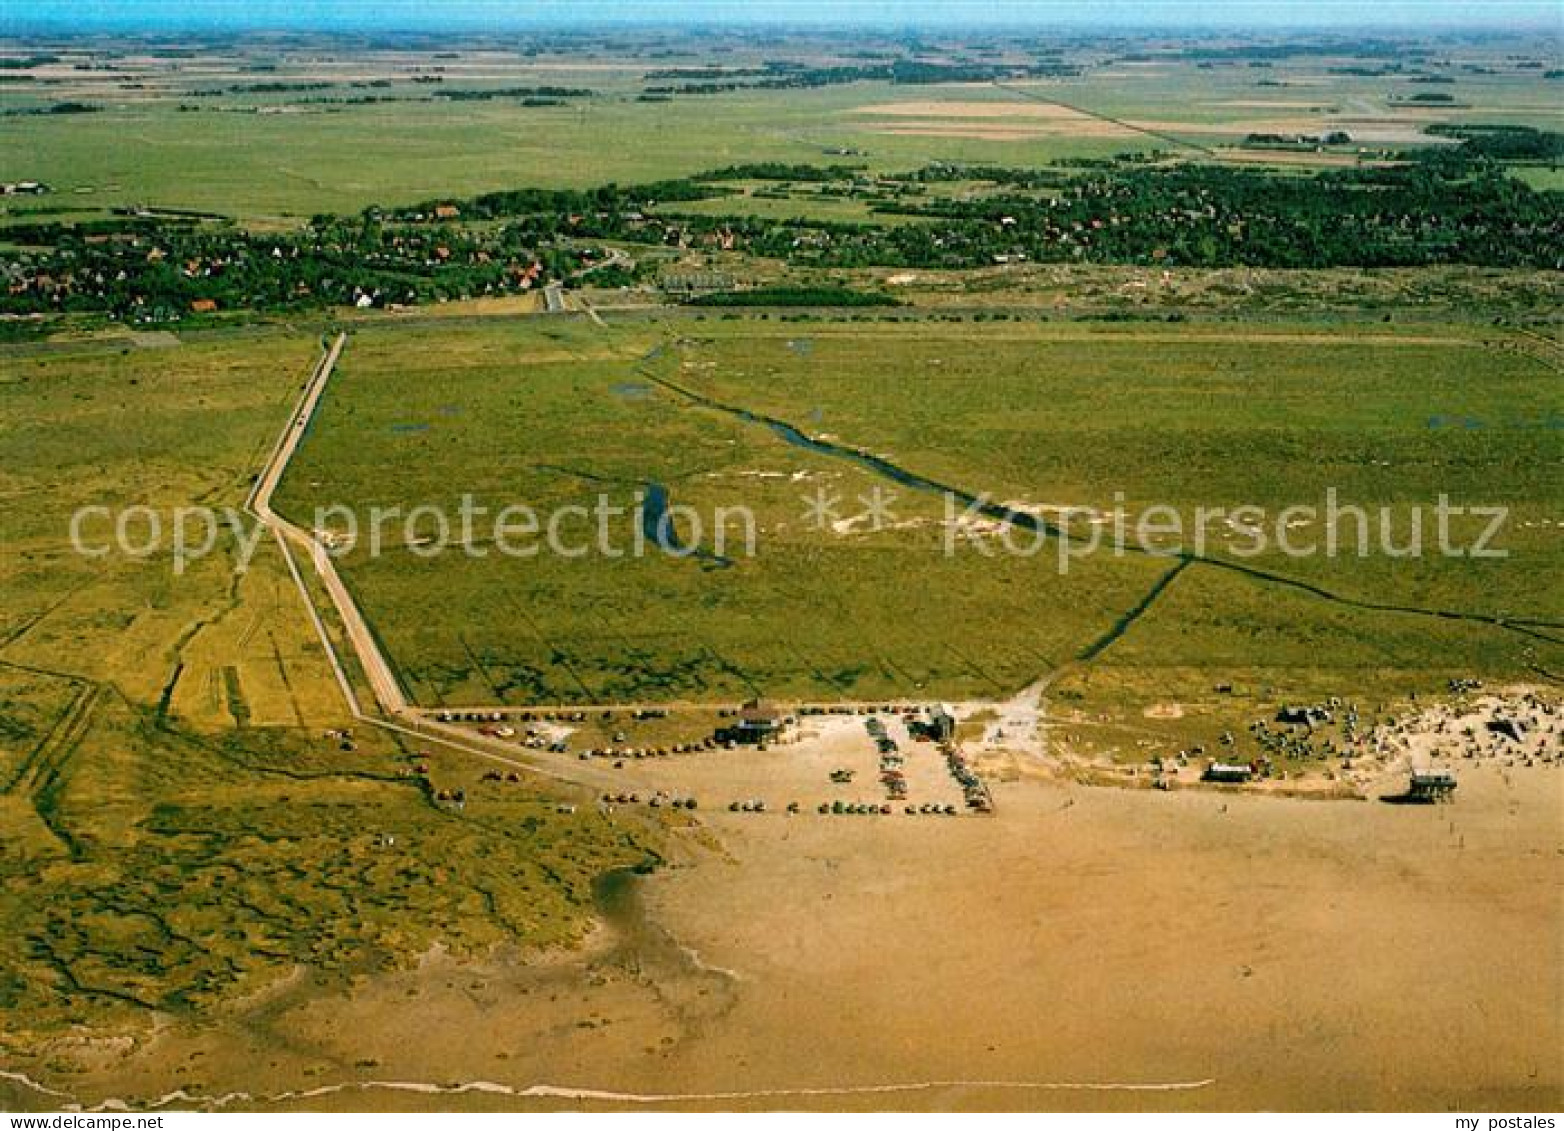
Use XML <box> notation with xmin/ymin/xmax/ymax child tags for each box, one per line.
<box><xmin>718</xmin><ymin>699</ymin><xmax>789</xmax><ymax>745</ymax></box>
<box><xmin>927</xmin><ymin>704</ymin><xmax>957</xmax><ymax>742</ymax></box>
<box><xmin>1408</xmin><ymin>768</ymin><xmax>1457</xmax><ymax>802</ymax></box>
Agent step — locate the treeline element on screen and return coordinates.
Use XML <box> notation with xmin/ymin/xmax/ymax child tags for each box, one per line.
<box><xmin>702</xmin><ymin>163</ymin><xmax>866</xmax><ymax>182</ymax></box>
<box><xmin>898</xmin><ymin>162</ymin><xmax>1076</xmax><ymax>188</ymax></box>
<box><xmin>1</xmin><ymin>101</ymin><xmax>100</xmax><ymax>117</ymax></box>
<box><xmin>643</xmin><ymin>57</ymin><xmax>1080</xmax><ymax>97</ymax></box>
<box><xmin>0</xmin><ymin>54</ymin><xmax>62</xmax><ymax>69</ymax></box>
<box><xmin>374</xmin><ymin>142</ymin><xmax>1562</xmax><ymax>277</ymax></box>
<box><xmin>1427</xmin><ymin>124</ymin><xmax>1564</xmax><ymax>161</ymax></box>
<box><xmin>644</xmin><ymin>64</ymin><xmax>790</xmax><ymax>81</ymax></box>
<box><xmin>1149</xmin><ymin>38</ymin><xmax>1413</xmax><ymax>63</ymax></box>
<box><xmin>431</xmin><ymin>85</ymin><xmax>592</xmax><ymax>101</ymax></box>
<box><xmin>644</xmin><ymin>64</ymin><xmax>876</xmax><ymax>96</ymax></box>
<box><xmin>690</xmin><ymin>285</ymin><xmax>900</xmax><ymax>307</ymax></box>
<box><xmin>393</xmin><ymin>178</ymin><xmax>728</xmax><ymax>225</ymax></box>
<box><xmin>226</xmin><ymin>80</ymin><xmax>335</xmax><ymax>94</ymax></box>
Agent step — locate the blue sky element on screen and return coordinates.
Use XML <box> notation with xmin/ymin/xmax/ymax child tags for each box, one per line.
<box><xmin>6</xmin><ymin>0</ymin><xmax>1562</xmax><ymax>31</ymax></box>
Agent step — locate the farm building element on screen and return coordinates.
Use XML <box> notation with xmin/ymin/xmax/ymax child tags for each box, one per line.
<box><xmin>1202</xmin><ymin>761</ymin><xmax>1254</xmax><ymax>784</ymax></box>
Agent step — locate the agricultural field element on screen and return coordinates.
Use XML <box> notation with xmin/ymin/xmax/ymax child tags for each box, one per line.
<box><xmin>273</xmin><ymin>315</ymin><xmax>1562</xmax><ymax>732</ymax></box>
<box><xmin>3</xmin><ymin>32</ymin><xmax>1560</xmax><ymax>223</ymax></box>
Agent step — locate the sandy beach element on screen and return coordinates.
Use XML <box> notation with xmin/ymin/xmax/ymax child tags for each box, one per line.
<box><xmin>9</xmin><ymin>748</ymin><xmax>1557</xmax><ymax>1114</ymax></box>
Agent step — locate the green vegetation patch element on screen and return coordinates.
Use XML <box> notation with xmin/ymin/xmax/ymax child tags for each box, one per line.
<box><xmin>278</xmin><ymin>316</ymin><xmax>1561</xmax><ymax>711</ymax></box>
<box><xmin>0</xmin><ymin>327</ymin><xmax>658</xmax><ymax>1049</ymax></box>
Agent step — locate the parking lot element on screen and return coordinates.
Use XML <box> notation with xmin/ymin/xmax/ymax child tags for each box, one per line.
<box><xmin>589</xmin><ymin>710</ymin><xmax>983</xmax><ymax>818</ymax></box>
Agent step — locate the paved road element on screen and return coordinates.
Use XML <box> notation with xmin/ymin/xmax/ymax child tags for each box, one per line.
<box><xmin>248</xmin><ymin>333</ymin><xmax>621</xmax><ymax>792</ymax></box>
<box><xmin>248</xmin><ymin>332</ymin><xmax>408</xmax><ymax>716</ymax></box>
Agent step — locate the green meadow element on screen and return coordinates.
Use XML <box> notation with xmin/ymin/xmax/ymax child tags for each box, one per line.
<box><xmin>0</xmin><ymin>85</ymin><xmax>1138</xmax><ymax>222</ymax></box>
<box><xmin>274</xmin><ymin>314</ymin><xmax>1562</xmax><ymax>714</ymax></box>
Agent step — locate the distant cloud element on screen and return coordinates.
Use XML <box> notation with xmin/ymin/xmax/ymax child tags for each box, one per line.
<box><xmin>8</xmin><ymin>0</ymin><xmax>1564</xmax><ymax>31</ymax></box>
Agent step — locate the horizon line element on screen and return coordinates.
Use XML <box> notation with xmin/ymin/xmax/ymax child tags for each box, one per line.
<box><xmin>4</xmin><ymin>18</ymin><xmax>1561</xmax><ymax>34</ymax></box>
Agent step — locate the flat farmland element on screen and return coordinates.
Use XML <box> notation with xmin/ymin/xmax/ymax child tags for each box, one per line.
<box><xmin>4</xmin><ymin>40</ymin><xmax>1558</xmax><ymax>223</ymax></box>
<box><xmin>275</xmin><ymin>315</ymin><xmax>1562</xmax><ymax>714</ymax></box>
<box><xmin>0</xmin><ymin>83</ymin><xmax>1142</xmax><ymax>222</ymax></box>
